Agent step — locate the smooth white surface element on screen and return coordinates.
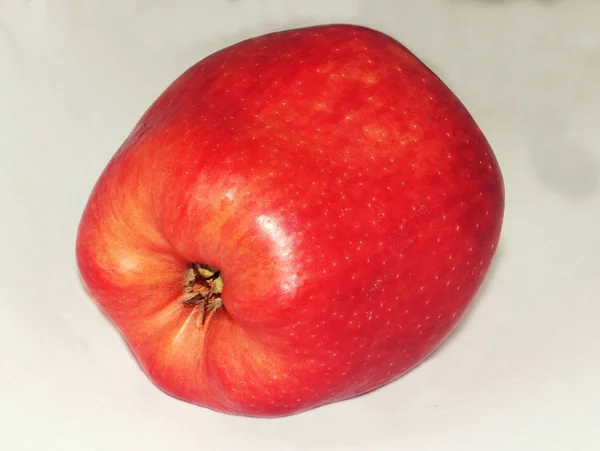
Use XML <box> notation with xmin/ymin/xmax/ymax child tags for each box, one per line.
<box><xmin>1</xmin><ymin>1</ymin><xmax>599</xmax><ymax>450</ymax></box>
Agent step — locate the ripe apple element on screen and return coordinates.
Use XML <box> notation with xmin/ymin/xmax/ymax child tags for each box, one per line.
<box><xmin>76</xmin><ymin>24</ymin><xmax>504</xmax><ymax>417</ymax></box>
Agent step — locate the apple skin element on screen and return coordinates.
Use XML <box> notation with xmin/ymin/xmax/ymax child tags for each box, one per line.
<box><xmin>76</xmin><ymin>24</ymin><xmax>504</xmax><ymax>417</ymax></box>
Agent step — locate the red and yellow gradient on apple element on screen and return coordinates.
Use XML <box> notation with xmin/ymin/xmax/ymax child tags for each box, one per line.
<box><xmin>76</xmin><ymin>24</ymin><xmax>504</xmax><ymax>417</ymax></box>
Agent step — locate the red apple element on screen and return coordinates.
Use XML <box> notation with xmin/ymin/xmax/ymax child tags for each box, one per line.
<box><xmin>76</xmin><ymin>24</ymin><xmax>504</xmax><ymax>417</ymax></box>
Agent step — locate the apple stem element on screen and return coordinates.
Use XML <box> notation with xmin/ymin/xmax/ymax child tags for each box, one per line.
<box><xmin>183</xmin><ymin>263</ymin><xmax>224</xmax><ymax>327</ymax></box>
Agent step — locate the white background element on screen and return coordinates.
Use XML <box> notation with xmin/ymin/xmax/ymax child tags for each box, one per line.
<box><xmin>1</xmin><ymin>0</ymin><xmax>599</xmax><ymax>450</ymax></box>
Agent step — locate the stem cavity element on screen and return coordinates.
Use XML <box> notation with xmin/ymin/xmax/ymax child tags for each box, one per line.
<box><xmin>183</xmin><ymin>263</ymin><xmax>224</xmax><ymax>328</ymax></box>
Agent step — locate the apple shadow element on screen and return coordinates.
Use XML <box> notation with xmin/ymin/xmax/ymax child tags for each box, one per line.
<box><xmin>431</xmin><ymin>240</ymin><xmax>506</xmax><ymax>357</ymax></box>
